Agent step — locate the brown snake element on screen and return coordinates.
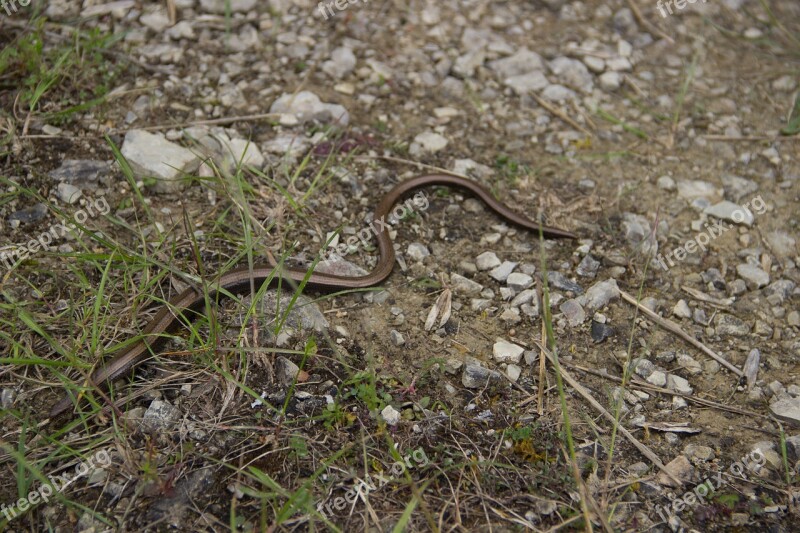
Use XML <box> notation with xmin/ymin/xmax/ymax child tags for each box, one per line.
<box><xmin>49</xmin><ymin>174</ymin><xmax>576</xmax><ymax>421</ymax></box>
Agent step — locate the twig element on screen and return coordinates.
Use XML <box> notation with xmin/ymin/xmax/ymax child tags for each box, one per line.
<box><xmin>623</xmin><ymin>75</ymin><xmax>647</xmax><ymax>99</ymax></box>
<box><xmin>704</xmin><ymin>134</ymin><xmax>799</xmax><ymax>141</ymax></box>
<box><xmin>566</xmin><ymin>362</ymin><xmax>767</xmax><ymax>420</ymax></box>
<box><xmin>110</xmin><ymin>113</ymin><xmax>281</xmax><ymax>133</ymax></box>
<box><xmin>532</xmin><ymin>340</ymin><xmax>683</xmax><ymax>486</ymax></box>
<box><xmin>680</xmin><ymin>285</ymin><xmax>735</xmax><ymax>308</ymax></box>
<box><xmin>20</xmin><ymin>134</ymin><xmax>100</xmax><ymax>139</ymax></box>
<box><xmin>538</xmin><ymin>317</ymin><xmax>546</xmax><ymax>416</ymax></box>
<box><xmin>626</xmin><ymin>0</ymin><xmax>675</xmax><ymax>45</ymax></box>
<box><xmin>530</xmin><ymin>92</ymin><xmax>593</xmax><ymax>137</ymax></box>
<box><xmin>354</xmin><ymin>155</ymin><xmax>471</xmax><ymax>179</ymax></box>
<box><xmin>618</xmin><ymin>289</ymin><xmax>744</xmax><ymax>377</ymax></box>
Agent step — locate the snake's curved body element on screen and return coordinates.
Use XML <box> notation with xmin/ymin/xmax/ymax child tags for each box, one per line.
<box><xmin>49</xmin><ymin>174</ymin><xmax>575</xmax><ymax>420</ymax></box>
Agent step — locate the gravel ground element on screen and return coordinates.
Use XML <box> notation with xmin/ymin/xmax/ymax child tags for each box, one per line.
<box><xmin>0</xmin><ymin>0</ymin><xmax>799</xmax><ymax>531</ymax></box>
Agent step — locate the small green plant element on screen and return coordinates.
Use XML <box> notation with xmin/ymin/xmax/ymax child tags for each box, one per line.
<box><xmin>0</xmin><ymin>19</ymin><xmax>121</xmax><ymax>119</ymax></box>
<box><xmin>288</xmin><ymin>435</ymin><xmax>308</xmax><ymax>459</ymax></box>
<box><xmin>714</xmin><ymin>492</ymin><xmax>740</xmax><ymax>510</ymax></box>
<box><xmin>505</xmin><ymin>423</ymin><xmax>539</xmax><ymax>443</ymax></box>
<box><xmin>320</xmin><ymin>400</ymin><xmax>356</xmax><ymax>429</ymax></box>
<box><xmin>781</xmin><ymin>92</ymin><xmax>800</xmax><ymax>135</ymax></box>
<box><xmin>494</xmin><ymin>154</ymin><xmax>529</xmax><ymax>183</ymax></box>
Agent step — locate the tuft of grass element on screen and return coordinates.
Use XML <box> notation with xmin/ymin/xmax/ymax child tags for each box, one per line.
<box><xmin>595</xmin><ymin>107</ymin><xmax>650</xmax><ymax>140</ymax></box>
<box><xmin>781</xmin><ymin>91</ymin><xmax>800</xmax><ymax>135</ymax></box>
<box><xmin>536</xmin><ymin>223</ymin><xmax>594</xmax><ymax>530</ymax></box>
<box><xmin>671</xmin><ymin>51</ymin><xmax>699</xmax><ymax>135</ymax></box>
<box><xmin>0</xmin><ymin>18</ymin><xmax>122</xmax><ymax>120</ymax></box>
<box><xmin>493</xmin><ymin>154</ymin><xmax>530</xmax><ymax>185</ymax></box>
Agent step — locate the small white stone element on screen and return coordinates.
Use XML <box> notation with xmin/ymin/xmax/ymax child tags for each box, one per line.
<box><xmin>493</xmin><ymin>339</ymin><xmax>525</xmax><ymax>363</ymax></box>
<box><xmin>507</xmin><ymin>272</ymin><xmax>533</xmax><ymax>291</ymax></box>
<box><xmin>606</xmin><ymin>57</ymin><xmax>632</xmax><ymax>71</ymax></box>
<box><xmin>224</xmin><ymin>138</ymin><xmax>264</xmax><ymax>168</ymax></box>
<box><xmin>390</xmin><ymin>330</ymin><xmax>405</xmax><ymax>346</ymax></box>
<box><xmin>279</xmin><ymin>113</ymin><xmax>299</xmax><ymax>126</ymax></box>
<box><xmin>476</xmin><ymin>251</ymin><xmax>502</xmax><ymax>270</ymax></box>
<box><xmin>736</xmin><ymin>263</ymin><xmax>770</xmax><ymax>289</ymax></box>
<box><xmin>433</xmin><ymin>107</ymin><xmax>460</xmax><ymax>118</ymax></box>
<box><xmin>672</xmin><ymin>300</ymin><xmax>691</xmax><ymax>319</ymax></box>
<box><xmin>451</xmin><ymin>273</ymin><xmax>484</xmax><ymax>295</ymax></box>
<box><xmin>56</xmin><ymin>183</ymin><xmax>82</xmax><ymax>204</ymax></box>
<box><xmin>668</xmin><ymin>374</ymin><xmax>693</xmax><ymax>395</ymax></box>
<box><xmin>42</xmin><ymin>124</ymin><xmax>63</xmax><ymax>135</ymax></box>
<box><xmin>704</xmin><ymin>201</ymin><xmax>755</xmax><ymax>226</ymax></box>
<box><xmin>582</xmin><ymin>56</ymin><xmax>605</xmax><ymax>73</ymax></box>
<box><xmin>489</xmin><ymin>261</ymin><xmax>518</xmax><ymax>282</ymax></box>
<box><xmin>410</xmin><ymin>132</ymin><xmax>448</xmax><ymax>156</ymax></box>
<box><xmin>599</xmin><ymin>71</ymin><xmax>621</xmax><ymax>91</ymax></box>
<box><xmin>506</xmin><ymin>364</ymin><xmax>522</xmax><ymax>381</ymax></box>
<box><xmin>657</xmin><ymin>175</ymin><xmax>676</xmax><ymax>190</ymax></box>
<box><xmin>140</xmin><ymin>10</ymin><xmax>172</xmax><ymax>32</ymax></box>
<box><xmin>334</xmin><ymin>83</ymin><xmax>356</xmax><ymax>95</ymax></box>
<box><xmin>381</xmin><ymin>405</ymin><xmax>401</xmax><ymax>426</ymax></box>
<box><xmin>646</xmin><ymin>370</ymin><xmax>667</xmax><ymax>387</ymax></box>
<box><xmin>744</xmin><ymin>27</ymin><xmax>763</xmax><ymax>39</ymax></box>
<box><xmin>407</xmin><ymin>242</ymin><xmax>430</xmax><ymax>262</ymax></box>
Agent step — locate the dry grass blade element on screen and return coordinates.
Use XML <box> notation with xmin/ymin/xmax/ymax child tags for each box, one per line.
<box><xmin>538</xmin><ymin>317</ymin><xmax>547</xmax><ymax>416</ymax></box>
<box><xmin>530</xmin><ymin>92</ymin><xmax>593</xmax><ymax>137</ymax></box>
<box><xmin>532</xmin><ymin>339</ymin><xmax>683</xmax><ymax>486</ymax></box>
<box><xmin>110</xmin><ymin>113</ymin><xmax>281</xmax><ymax>133</ymax></box>
<box><xmin>354</xmin><ymin>154</ymin><xmax>471</xmax><ymax>178</ymax></box>
<box><xmin>567</xmin><ymin>362</ymin><xmax>767</xmax><ymax>420</ymax></box>
<box><xmin>424</xmin><ymin>289</ymin><xmax>452</xmax><ymax>331</ymax></box>
<box><xmin>743</xmin><ymin>348</ymin><xmax>761</xmax><ymax>389</ymax></box>
<box><xmin>618</xmin><ymin>289</ymin><xmax>744</xmax><ymax>378</ymax></box>
<box><xmin>680</xmin><ymin>285</ymin><xmax>735</xmax><ymax>307</ymax></box>
<box><xmin>643</xmin><ymin>422</ymin><xmax>701</xmax><ymax>434</ymax></box>
<box><xmin>625</xmin><ymin>0</ymin><xmax>675</xmax><ymax>44</ymax></box>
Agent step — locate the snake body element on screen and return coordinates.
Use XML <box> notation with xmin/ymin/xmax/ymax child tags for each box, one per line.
<box><xmin>49</xmin><ymin>174</ymin><xmax>575</xmax><ymax>420</ymax></box>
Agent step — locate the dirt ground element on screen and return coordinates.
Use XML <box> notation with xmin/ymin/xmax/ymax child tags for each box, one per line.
<box><xmin>0</xmin><ymin>0</ymin><xmax>799</xmax><ymax>531</ymax></box>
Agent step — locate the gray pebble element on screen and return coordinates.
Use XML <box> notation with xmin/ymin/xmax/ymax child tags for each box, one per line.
<box><xmin>736</xmin><ymin>263</ymin><xmax>770</xmax><ymax>289</ymax></box>
<box><xmin>576</xmin><ymin>255</ymin><xmax>600</xmax><ymax>278</ymax></box>
<box><xmin>462</xmin><ymin>363</ymin><xmax>503</xmax><ymax>388</ymax></box>
<box><xmin>476</xmin><ymin>251</ymin><xmax>501</xmax><ymax>270</ymax></box>
<box><xmin>406</xmin><ymin>242</ymin><xmax>430</xmax><ymax>262</ymax></box>
<box><xmin>489</xmin><ymin>261</ymin><xmax>518</xmax><ymax>282</ymax></box>
<box><xmin>451</xmin><ymin>273</ymin><xmax>484</xmax><ymax>295</ymax></box>
<box><xmin>560</xmin><ymin>299</ymin><xmax>586</xmax><ymax>326</ymax></box>
<box><xmin>507</xmin><ymin>272</ymin><xmax>533</xmax><ymax>292</ymax></box>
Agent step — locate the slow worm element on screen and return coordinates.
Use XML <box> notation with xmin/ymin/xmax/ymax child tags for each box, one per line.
<box><xmin>49</xmin><ymin>174</ymin><xmax>576</xmax><ymax>420</ymax></box>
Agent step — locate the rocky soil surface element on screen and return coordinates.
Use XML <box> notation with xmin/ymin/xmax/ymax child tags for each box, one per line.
<box><xmin>0</xmin><ymin>0</ymin><xmax>799</xmax><ymax>531</ymax></box>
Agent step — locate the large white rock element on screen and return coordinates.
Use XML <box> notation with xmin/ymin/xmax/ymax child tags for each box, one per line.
<box><xmin>269</xmin><ymin>91</ymin><xmax>350</xmax><ymax>126</ymax></box>
<box><xmin>121</xmin><ymin>130</ymin><xmax>201</xmax><ymax>193</ymax></box>
<box><xmin>223</xmin><ymin>138</ymin><xmax>264</xmax><ymax>169</ymax></box>
<box><xmin>704</xmin><ymin>201</ymin><xmax>755</xmax><ymax>226</ymax></box>
<box><xmin>410</xmin><ymin>132</ymin><xmax>448</xmax><ymax>156</ymax></box>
